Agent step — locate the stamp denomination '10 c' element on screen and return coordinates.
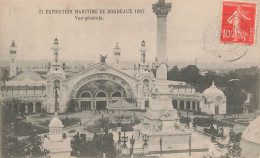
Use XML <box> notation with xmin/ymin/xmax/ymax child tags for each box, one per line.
<box><xmin>220</xmin><ymin>1</ymin><xmax>257</xmax><ymax>45</ymax></box>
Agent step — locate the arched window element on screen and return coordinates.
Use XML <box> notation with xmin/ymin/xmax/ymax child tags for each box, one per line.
<box><xmin>202</xmin><ymin>96</ymin><xmax>207</xmax><ymax>104</ymax></box>
<box><xmin>145</xmin><ymin>100</ymin><xmax>149</xmax><ymax>108</ymax></box>
<box><xmin>53</xmin><ymin>80</ymin><xmax>60</xmax><ymax>92</ymax></box>
<box><xmin>81</xmin><ymin>92</ymin><xmax>92</xmax><ymax>98</ymax></box>
<box><xmin>112</xmin><ymin>92</ymin><xmax>122</xmax><ymax>98</ymax></box>
<box><xmin>96</xmin><ymin>91</ymin><xmax>107</xmax><ymax>98</ymax></box>
<box><xmin>186</xmin><ymin>101</ymin><xmax>191</xmax><ymax>110</ymax></box>
<box><xmin>192</xmin><ymin>101</ymin><xmax>196</xmax><ymax>110</ymax></box>
<box><xmin>180</xmin><ymin>100</ymin><xmax>184</xmax><ymax>109</ymax></box>
<box><xmin>172</xmin><ymin>100</ymin><xmax>178</xmax><ymax>109</ymax></box>
<box><xmin>53</xmin><ymin>80</ymin><xmax>61</xmax><ymax>99</ymax></box>
<box><xmin>143</xmin><ymin>79</ymin><xmax>150</xmax><ymax>95</ymax></box>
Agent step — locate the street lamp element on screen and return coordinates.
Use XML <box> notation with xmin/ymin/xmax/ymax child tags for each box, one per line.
<box><xmin>142</xmin><ymin>134</ymin><xmax>149</xmax><ymax>146</ymax></box>
<box><xmin>118</xmin><ymin>131</ymin><xmax>121</xmax><ymax>144</ymax></box>
<box><xmin>159</xmin><ymin>136</ymin><xmax>162</xmax><ymax>156</ymax></box>
<box><xmin>130</xmin><ymin>135</ymin><xmax>135</xmax><ymax>157</ymax></box>
<box><xmin>121</xmin><ymin>131</ymin><xmax>128</xmax><ymax>149</ymax></box>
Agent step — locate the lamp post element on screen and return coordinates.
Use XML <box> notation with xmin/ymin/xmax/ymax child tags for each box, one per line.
<box><xmin>121</xmin><ymin>131</ymin><xmax>128</xmax><ymax>149</ymax></box>
<box><xmin>118</xmin><ymin>131</ymin><xmax>121</xmax><ymax>144</ymax></box>
<box><xmin>130</xmin><ymin>135</ymin><xmax>135</xmax><ymax>157</ymax></box>
<box><xmin>117</xmin><ymin>131</ymin><xmax>122</xmax><ymax>157</ymax></box>
<box><xmin>159</xmin><ymin>136</ymin><xmax>162</xmax><ymax>157</ymax></box>
<box><xmin>101</xmin><ymin>114</ymin><xmax>105</xmax><ymax>130</ymax></box>
<box><xmin>142</xmin><ymin>134</ymin><xmax>149</xmax><ymax>146</ymax></box>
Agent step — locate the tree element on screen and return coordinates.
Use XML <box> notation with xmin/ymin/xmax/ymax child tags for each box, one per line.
<box><xmin>19</xmin><ymin>132</ymin><xmax>49</xmax><ymax>157</ymax></box>
<box><xmin>225</xmin><ymin>81</ymin><xmax>247</xmax><ymax>114</ymax></box>
<box><xmin>71</xmin><ymin>132</ymin><xmax>116</xmax><ymax>158</ymax></box>
<box><xmin>67</xmin><ymin>99</ymin><xmax>78</xmax><ymax>112</ymax></box>
<box><xmin>167</xmin><ymin>65</ymin><xmax>180</xmax><ymax>81</ymax></box>
<box><xmin>179</xmin><ymin>65</ymin><xmax>201</xmax><ymax>87</ymax></box>
<box><xmin>1</xmin><ymin>99</ymin><xmax>49</xmax><ymax>158</ymax></box>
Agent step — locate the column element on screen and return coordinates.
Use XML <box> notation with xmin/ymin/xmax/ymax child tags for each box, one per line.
<box><xmin>184</xmin><ymin>100</ymin><xmax>187</xmax><ymax>110</ymax></box>
<box><xmin>177</xmin><ymin>100</ymin><xmax>180</xmax><ymax>109</ymax></box>
<box><xmin>195</xmin><ymin>102</ymin><xmax>198</xmax><ymax>111</ymax></box>
<box><xmin>33</xmin><ymin>102</ymin><xmax>36</xmax><ymax>113</ymax></box>
<box><xmin>153</xmin><ymin>0</ymin><xmax>171</xmax><ymax>80</ymax></box>
<box><xmin>25</xmin><ymin>104</ymin><xmax>28</xmax><ymax>113</ymax></box>
<box><xmin>190</xmin><ymin>101</ymin><xmax>192</xmax><ymax>110</ymax></box>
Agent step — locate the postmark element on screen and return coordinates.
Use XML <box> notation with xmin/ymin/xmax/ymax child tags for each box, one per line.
<box><xmin>220</xmin><ymin>1</ymin><xmax>257</xmax><ymax>45</ymax></box>
<box><xmin>203</xmin><ymin>16</ymin><xmax>249</xmax><ymax>62</ymax></box>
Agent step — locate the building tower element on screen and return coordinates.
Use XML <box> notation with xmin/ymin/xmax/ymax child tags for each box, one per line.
<box><xmin>113</xmin><ymin>43</ymin><xmax>121</xmax><ymax>69</ymax></box>
<box><xmin>46</xmin><ymin>38</ymin><xmax>66</xmax><ymax>113</ymax></box>
<box><xmin>139</xmin><ymin>40</ymin><xmax>149</xmax><ymax>73</ymax></box>
<box><xmin>152</xmin><ymin>0</ymin><xmax>171</xmax><ymax>80</ymax></box>
<box><xmin>9</xmin><ymin>40</ymin><xmax>17</xmax><ymax>78</ymax></box>
<box><xmin>50</xmin><ymin>38</ymin><xmax>63</xmax><ymax>73</ymax></box>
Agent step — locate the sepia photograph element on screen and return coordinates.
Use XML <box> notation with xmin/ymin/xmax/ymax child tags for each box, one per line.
<box><xmin>0</xmin><ymin>0</ymin><xmax>259</xmax><ymax>157</ymax></box>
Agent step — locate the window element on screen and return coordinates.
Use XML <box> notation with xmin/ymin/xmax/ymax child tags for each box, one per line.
<box><xmin>145</xmin><ymin>100</ymin><xmax>149</xmax><ymax>108</ymax></box>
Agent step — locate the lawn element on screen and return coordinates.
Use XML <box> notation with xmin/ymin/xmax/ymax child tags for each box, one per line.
<box><xmin>15</xmin><ymin>121</ymin><xmax>48</xmax><ymax>136</ymax></box>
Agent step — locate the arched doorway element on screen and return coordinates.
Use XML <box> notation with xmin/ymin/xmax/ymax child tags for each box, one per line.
<box><xmin>197</xmin><ymin>102</ymin><xmax>200</xmax><ymax>111</ymax></box>
<box><xmin>145</xmin><ymin>100</ymin><xmax>149</xmax><ymax>108</ymax></box>
<box><xmin>172</xmin><ymin>100</ymin><xmax>178</xmax><ymax>109</ymax></box>
<box><xmin>80</xmin><ymin>91</ymin><xmax>92</xmax><ymax>110</ymax></box>
<box><xmin>180</xmin><ymin>100</ymin><xmax>184</xmax><ymax>109</ymax></box>
<box><xmin>192</xmin><ymin>101</ymin><xmax>196</xmax><ymax>111</ymax></box>
<box><xmin>96</xmin><ymin>91</ymin><xmax>107</xmax><ymax>110</ymax></box>
<box><xmin>186</xmin><ymin>101</ymin><xmax>191</xmax><ymax>110</ymax></box>
<box><xmin>20</xmin><ymin>103</ymin><xmax>26</xmax><ymax>114</ymax></box>
<box><xmin>36</xmin><ymin>102</ymin><xmax>41</xmax><ymax>113</ymax></box>
<box><xmin>28</xmin><ymin>103</ymin><xmax>33</xmax><ymax>113</ymax></box>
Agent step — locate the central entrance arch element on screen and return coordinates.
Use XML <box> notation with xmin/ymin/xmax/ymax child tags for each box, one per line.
<box><xmin>71</xmin><ymin>73</ymin><xmax>135</xmax><ymax>110</ymax></box>
<box><xmin>96</xmin><ymin>91</ymin><xmax>107</xmax><ymax>110</ymax></box>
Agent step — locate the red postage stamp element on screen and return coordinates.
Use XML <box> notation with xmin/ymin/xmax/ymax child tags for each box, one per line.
<box><xmin>220</xmin><ymin>1</ymin><xmax>257</xmax><ymax>45</ymax></box>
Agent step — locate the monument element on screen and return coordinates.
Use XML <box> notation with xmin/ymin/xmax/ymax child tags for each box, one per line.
<box><xmin>133</xmin><ymin>0</ymin><xmax>192</xmax><ymax>151</ymax></box>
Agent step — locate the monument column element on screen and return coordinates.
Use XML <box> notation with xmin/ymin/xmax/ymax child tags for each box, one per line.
<box><xmin>153</xmin><ymin>0</ymin><xmax>171</xmax><ymax>80</ymax></box>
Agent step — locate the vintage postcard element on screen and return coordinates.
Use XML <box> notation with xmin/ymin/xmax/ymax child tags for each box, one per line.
<box><xmin>0</xmin><ymin>0</ymin><xmax>259</xmax><ymax>157</ymax></box>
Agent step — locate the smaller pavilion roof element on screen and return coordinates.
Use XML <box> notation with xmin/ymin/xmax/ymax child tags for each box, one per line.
<box><xmin>107</xmin><ymin>99</ymin><xmax>137</xmax><ymax>110</ymax></box>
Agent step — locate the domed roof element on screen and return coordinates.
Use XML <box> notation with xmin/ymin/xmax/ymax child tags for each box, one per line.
<box><xmin>203</xmin><ymin>81</ymin><xmax>225</xmax><ymax>97</ymax></box>
<box><xmin>49</xmin><ymin>113</ymin><xmax>64</xmax><ymax>128</ymax></box>
<box><xmin>10</xmin><ymin>71</ymin><xmax>44</xmax><ymax>81</ymax></box>
<box><xmin>242</xmin><ymin>116</ymin><xmax>260</xmax><ymax>144</ymax></box>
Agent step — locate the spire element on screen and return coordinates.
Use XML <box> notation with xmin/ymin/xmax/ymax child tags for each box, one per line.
<box><xmin>141</xmin><ymin>40</ymin><xmax>145</xmax><ymax>47</ymax></box>
<box><xmin>54</xmin><ymin>38</ymin><xmax>59</xmax><ymax>45</ymax></box>
<box><xmin>113</xmin><ymin>42</ymin><xmax>121</xmax><ymax>69</ymax></box>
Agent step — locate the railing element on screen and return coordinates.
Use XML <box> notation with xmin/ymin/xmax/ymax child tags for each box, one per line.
<box><xmin>3</xmin><ymin>94</ymin><xmax>47</xmax><ymax>100</ymax></box>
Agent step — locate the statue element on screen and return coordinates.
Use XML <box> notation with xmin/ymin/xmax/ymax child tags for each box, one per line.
<box><xmin>100</xmin><ymin>54</ymin><xmax>107</xmax><ymax>63</ymax></box>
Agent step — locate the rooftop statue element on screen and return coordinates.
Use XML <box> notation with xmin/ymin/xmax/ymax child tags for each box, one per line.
<box><xmin>100</xmin><ymin>54</ymin><xmax>107</xmax><ymax>63</ymax></box>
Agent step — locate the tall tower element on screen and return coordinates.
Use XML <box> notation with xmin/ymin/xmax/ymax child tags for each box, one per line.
<box><xmin>152</xmin><ymin>0</ymin><xmax>171</xmax><ymax>80</ymax></box>
<box><xmin>139</xmin><ymin>40</ymin><xmax>149</xmax><ymax>73</ymax></box>
<box><xmin>113</xmin><ymin>43</ymin><xmax>121</xmax><ymax>69</ymax></box>
<box><xmin>9</xmin><ymin>40</ymin><xmax>17</xmax><ymax>78</ymax></box>
<box><xmin>46</xmin><ymin>38</ymin><xmax>66</xmax><ymax>113</ymax></box>
<box><xmin>50</xmin><ymin>38</ymin><xmax>63</xmax><ymax>73</ymax></box>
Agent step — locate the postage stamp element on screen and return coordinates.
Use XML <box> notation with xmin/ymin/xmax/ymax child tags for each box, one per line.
<box><xmin>220</xmin><ymin>1</ymin><xmax>257</xmax><ymax>45</ymax></box>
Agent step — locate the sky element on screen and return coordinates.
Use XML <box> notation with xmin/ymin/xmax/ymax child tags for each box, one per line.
<box><xmin>0</xmin><ymin>0</ymin><xmax>259</xmax><ymax>66</ymax></box>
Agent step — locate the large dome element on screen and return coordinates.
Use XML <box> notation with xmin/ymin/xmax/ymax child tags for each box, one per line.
<box><xmin>49</xmin><ymin>113</ymin><xmax>64</xmax><ymax>128</ymax></box>
<box><xmin>203</xmin><ymin>81</ymin><xmax>225</xmax><ymax>97</ymax></box>
<box><xmin>242</xmin><ymin>116</ymin><xmax>260</xmax><ymax>144</ymax></box>
<box><xmin>10</xmin><ymin>71</ymin><xmax>44</xmax><ymax>81</ymax></box>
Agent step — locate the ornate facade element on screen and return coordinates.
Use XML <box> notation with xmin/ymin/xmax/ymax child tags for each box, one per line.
<box><xmin>1</xmin><ymin>39</ymin><xmax>201</xmax><ymax>113</ymax></box>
